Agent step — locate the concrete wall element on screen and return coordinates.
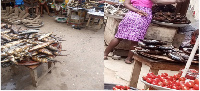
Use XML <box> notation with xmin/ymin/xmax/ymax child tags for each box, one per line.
<box><xmin>188</xmin><ymin>0</ymin><xmax>199</xmax><ymax>20</ymax></box>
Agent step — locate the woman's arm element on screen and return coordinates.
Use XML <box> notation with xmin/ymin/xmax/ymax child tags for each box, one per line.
<box><xmin>151</xmin><ymin>0</ymin><xmax>186</xmax><ymax>4</ymax></box>
<box><xmin>124</xmin><ymin>0</ymin><xmax>147</xmax><ymax>16</ymax></box>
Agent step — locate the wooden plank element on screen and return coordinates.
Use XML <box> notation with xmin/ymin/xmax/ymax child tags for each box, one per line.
<box><xmin>129</xmin><ymin>60</ymin><xmax>142</xmax><ymax>88</ymax></box>
<box><xmin>105</xmin><ymin>14</ymin><xmax>124</xmax><ymax>19</ymax></box>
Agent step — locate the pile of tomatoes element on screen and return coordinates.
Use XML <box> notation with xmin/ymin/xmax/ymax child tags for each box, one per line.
<box><xmin>142</xmin><ymin>72</ymin><xmax>199</xmax><ymax>90</ymax></box>
<box><xmin>112</xmin><ymin>85</ymin><xmax>131</xmax><ymax>90</ymax></box>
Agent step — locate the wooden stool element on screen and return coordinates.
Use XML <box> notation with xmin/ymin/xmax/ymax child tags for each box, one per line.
<box><xmin>11</xmin><ymin>62</ymin><xmax>55</xmax><ymax>87</ymax></box>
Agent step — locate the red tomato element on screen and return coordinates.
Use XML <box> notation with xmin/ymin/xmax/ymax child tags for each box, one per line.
<box><xmin>142</xmin><ymin>76</ymin><xmax>147</xmax><ymax>81</ymax></box>
<box><xmin>149</xmin><ymin>74</ymin><xmax>156</xmax><ymax>79</ymax></box>
<box><xmin>167</xmin><ymin>85</ymin><xmax>172</xmax><ymax>88</ymax></box>
<box><xmin>113</xmin><ymin>87</ymin><xmax>117</xmax><ymax>90</ymax></box>
<box><xmin>189</xmin><ymin>88</ymin><xmax>196</xmax><ymax>90</ymax></box>
<box><xmin>146</xmin><ymin>78</ymin><xmax>153</xmax><ymax>83</ymax></box>
<box><xmin>152</xmin><ymin>81</ymin><xmax>158</xmax><ymax>85</ymax></box>
<box><xmin>172</xmin><ymin>85</ymin><xmax>177</xmax><ymax>89</ymax></box>
<box><xmin>194</xmin><ymin>79</ymin><xmax>199</xmax><ymax>85</ymax></box>
<box><xmin>185</xmin><ymin>81</ymin><xmax>195</xmax><ymax>88</ymax></box>
<box><xmin>175</xmin><ymin>80</ymin><xmax>181</xmax><ymax>86</ymax></box>
<box><xmin>179</xmin><ymin>77</ymin><xmax>186</xmax><ymax>81</ymax></box>
<box><xmin>174</xmin><ymin>74</ymin><xmax>181</xmax><ymax>80</ymax></box>
<box><xmin>157</xmin><ymin>82</ymin><xmax>164</xmax><ymax>87</ymax></box>
<box><xmin>166</xmin><ymin>76</ymin><xmax>173</xmax><ymax>81</ymax></box>
<box><xmin>159</xmin><ymin>77</ymin><xmax>165</xmax><ymax>82</ymax></box>
<box><xmin>176</xmin><ymin>86</ymin><xmax>180</xmax><ymax>90</ymax></box>
<box><xmin>181</xmin><ymin>86</ymin><xmax>189</xmax><ymax>90</ymax></box>
<box><xmin>154</xmin><ymin>78</ymin><xmax>160</xmax><ymax>82</ymax></box>
<box><xmin>157</xmin><ymin>75</ymin><xmax>162</xmax><ymax>78</ymax></box>
<box><xmin>168</xmin><ymin>81</ymin><xmax>173</xmax><ymax>85</ymax></box>
<box><xmin>163</xmin><ymin>79</ymin><xmax>170</xmax><ymax>86</ymax></box>
<box><xmin>147</xmin><ymin>72</ymin><xmax>154</xmax><ymax>76</ymax></box>
<box><xmin>164</xmin><ymin>73</ymin><xmax>168</xmax><ymax>76</ymax></box>
<box><xmin>115</xmin><ymin>85</ymin><xmax>121</xmax><ymax>89</ymax></box>
<box><xmin>161</xmin><ymin>73</ymin><xmax>167</xmax><ymax>77</ymax></box>
<box><xmin>121</xmin><ymin>85</ymin><xmax>125</xmax><ymax>89</ymax></box>
<box><xmin>193</xmin><ymin>84</ymin><xmax>199</xmax><ymax>90</ymax></box>
<box><xmin>124</xmin><ymin>86</ymin><xmax>128</xmax><ymax>90</ymax></box>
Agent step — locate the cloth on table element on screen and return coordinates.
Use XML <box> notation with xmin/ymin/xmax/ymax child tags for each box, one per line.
<box><xmin>179</xmin><ymin>21</ymin><xmax>199</xmax><ymax>47</ymax></box>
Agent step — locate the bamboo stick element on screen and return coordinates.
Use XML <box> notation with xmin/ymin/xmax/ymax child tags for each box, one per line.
<box><xmin>181</xmin><ymin>37</ymin><xmax>199</xmax><ymax>77</ymax></box>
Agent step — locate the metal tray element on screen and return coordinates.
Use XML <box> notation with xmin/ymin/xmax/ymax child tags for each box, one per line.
<box><xmin>140</xmin><ymin>78</ymin><xmax>172</xmax><ymax>90</ymax></box>
<box><xmin>152</xmin><ymin>20</ymin><xmax>189</xmax><ymax>28</ymax></box>
<box><xmin>104</xmin><ymin>83</ymin><xmax>138</xmax><ymax>90</ymax></box>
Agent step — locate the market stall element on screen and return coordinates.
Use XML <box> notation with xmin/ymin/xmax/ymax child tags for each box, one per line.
<box><xmin>66</xmin><ymin>0</ymin><xmax>104</xmax><ymax>29</ymax></box>
<box><xmin>1</xmin><ymin>23</ymin><xmax>67</xmax><ymax>87</ymax></box>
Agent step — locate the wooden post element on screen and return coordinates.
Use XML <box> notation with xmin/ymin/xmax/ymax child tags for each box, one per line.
<box><xmin>182</xmin><ymin>37</ymin><xmax>199</xmax><ymax>77</ymax></box>
<box><xmin>29</xmin><ymin>69</ymin><xmax>38</xmax><ymax>87</ymax></box>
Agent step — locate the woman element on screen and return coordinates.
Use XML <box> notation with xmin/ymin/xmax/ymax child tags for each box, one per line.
<box><xmin>104</xmin><ymin>0</ymin><xmax>186</xmax><ymax>64</ymax></box>
<box><xmin>39</xmin><ymin>0</ymin><xmax>52</xmax><ymax>17</ymax></box>
<box><xmin>24</xmin><ymin>0</ymin><xmax>39</xmax><ymax>15</ymax></box>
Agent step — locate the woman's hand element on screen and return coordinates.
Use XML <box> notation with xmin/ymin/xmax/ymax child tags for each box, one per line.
<box><xmin>136</xmin><ymin>10</ymin><xmax>148</xmax><ymax>16</ymax></box>
<box><xmin>152</xmin><ymin>0</ymin><xmax>186</xmax><ymax>4</ymax></box>
<box><xmin>99</xmin><ymin>0</ymin><xmax>105</xmax><ymax>3</ymax></box>
<box><xmin>176</xmin><ymin>0</ymin><xmax>186</xmax><ymax>3</ymax></box>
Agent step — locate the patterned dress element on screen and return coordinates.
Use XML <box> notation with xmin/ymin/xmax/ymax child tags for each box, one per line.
<box><xmin>115</xmin><ymin>0</ymin><xmax>153</xmax><ymax>41</ymax></box>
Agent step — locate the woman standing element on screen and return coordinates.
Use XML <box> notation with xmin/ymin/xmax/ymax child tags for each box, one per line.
<box><xmin>104</xmin><ymin>0</ymin><xmax>186</xmax><ymax>64</ymax></box>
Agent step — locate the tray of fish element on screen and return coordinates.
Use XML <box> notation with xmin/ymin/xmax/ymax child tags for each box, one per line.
<box><xmin>1</xmin><ymin>23</ymin><xmax>67</xmax><ymax>68</ymax></box>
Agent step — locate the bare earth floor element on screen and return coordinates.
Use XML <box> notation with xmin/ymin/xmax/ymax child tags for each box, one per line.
<box><xmin>1</xmin><ymin>14</ymin><xmax>104</xmax><ymax>90</ymax></box>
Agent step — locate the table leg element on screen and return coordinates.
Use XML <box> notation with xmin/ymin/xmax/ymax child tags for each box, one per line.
<box><xmin>86</xmin><ymin>17</ymin><xmax>91</xmax><ymax>27</ymax></box>
<box><xmin>98</xmin><ymin>19</ymin><xmax>104</xmax><ymax>29</ymax></box>
<box><xmin>48</xmin><ymin>62</ymin><xmax>52</xmax><ymax>73</ymax></box>
<box><xmin>91</xmin><ymin>18</ymin><xmax>95</xmax><ymax>25</ymax></box>
<box><xmin>129</xmin><ymin>60</ymin><xmax>142</xmax><ymax>88</ymax></box>
<box><xmin>29</xmin><ymin>69</ymin><xmax>38</xmax><ymax>87</ymax></box>
<box><xmin>149</xmin><ymin>68</ymin><xmax>159</xmax><ymax>75</ymax></box>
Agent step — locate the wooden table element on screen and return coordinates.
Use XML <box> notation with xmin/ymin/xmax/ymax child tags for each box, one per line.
<box><xmin>86</xmin><ymin>12</ymin><xmax>104</xmax><ymax>30</ymax></box>
<box><xmin>129</xmin><ymin>51</ymin><xmax>199</xmax><ymax>89</ymax></box>
<box><xmin>11</xmin><ymin>62</ymin><xmax>55</xmax><ymax>87</ymax></box>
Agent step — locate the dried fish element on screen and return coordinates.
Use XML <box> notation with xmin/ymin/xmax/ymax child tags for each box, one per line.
<box><xmin>29</xmin><ymin>41</ymin><xmax>54</xmax><ymax>51</ymax></box>
<box><xmin>38</xmin><ymin>48</ymin><xmax>53</xmax><ymax>55</ymax></box>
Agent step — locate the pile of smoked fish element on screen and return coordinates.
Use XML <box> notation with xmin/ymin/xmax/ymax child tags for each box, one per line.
<box><xmin>1</xmin><ymin>24</ymin><xmax>64</xmax><ymax>67</ymax></box>
<box><xmin>137</xmin><ymin>39</ymin><xmax>199</xmax><ymax>62</ymax></box>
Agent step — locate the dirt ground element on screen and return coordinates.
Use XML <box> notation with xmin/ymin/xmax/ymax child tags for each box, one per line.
<box><xmin>1</xmin><ymin>14</ymin><xmax>104</xmax><ymax>90</ymax></box>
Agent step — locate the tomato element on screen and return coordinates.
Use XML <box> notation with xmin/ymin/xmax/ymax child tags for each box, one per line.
<box><xmin>154</xmin><ymin>78</ymin><xmax>160</xmax><ymax>82</ymax></box>
<box><xmin>175</xmin><ymin>80</ymin><xmax>181</xmax><ymax>86</ymax></box>
<box><xmin>147</xmin><ymin>72</ymin><xmax>154</xmax><ymax>76</ymax></box>
<box><xmin>120</xmin><ymin>85</ymin><xmax>124</xmax><ymax>89</ymax></box>
<box><xmin>194</xmin><ymin>79</ymin><xmax>199</xmax><ymax>85</ymax></box>
<box><xmin>157</xmin><ymin>75</ymin><xmax>162</xmax><ymax>79</ymax></box>
<box><xmin>168</xmin><ymin>81</ymin><xmax>173</xmax><ymax>85</ymax></box>
<box><xmin>123</xmin><ymin>86</ymin><xmax>128</xmax><ymax>90</ymax></box>
<box><xmin>163</xmin><ymin>79</ymin><xmax>170</xmax><ymax>86</ymax></box>
<box><xmin>146</xmin><ymin>78</ymin><xmax>153</xmax><ymax>83</ymax></box>
<box><xmin>149</xmin><ymin>74</ymin><xmax>156</xmax><ymax>79</ymax></box>
<box><xmin>175</xmin><ymin>86</ymin><xmax>180</xmax><ymax>90</ymax></box>
<box><xmin>113</xmin><ymin>87</ymin><xmax>117</xmax><ymax>90</ymax></box>
<box><xmin>185</xmin><ymin>81</ymin><xmax>195</xmax><ymax>88</ymax></box>
<box><xmin>152</xmin><ymin>81</ymin><xmax>158</xmax><ymax>85</ymax></box>
<box><xmin>189</xmin><ymin>88</ymin><xmax>196</xmax><ymax>90</ymax></box>
<box><xmin>159</xmin><ymin>77</ymin><xmax>165</xmax><ymax>82</ymax></box>
<box><xmin>174</xmin><ymin>74</ymin><xmax>181</xmax><ymax>80</ymax></box>
<box><xmin>115</xmin><ymin>85</ymin><xmax>121</xmax><ymax>89</ymax></box>
<box><xmin>157</xmin><ymin>82</ymin><xmax>164</xmax><ymax>87</ymax></box>
<box><xmin>179</xmin><ymin>77</ymin><xmax>186</xmax><ymax>81</ymax></box>
<box><xmin>172</xmin><ymin>85</ymin><xmax>177</xmax><ymax>89</ymax></box>
<box><xmin>181</xmin><ymin>86</ymin><xmax>189</xmax><ymax>90</ymax></box>
<box><xmin>142</xmin><ymin>76</ymin><xmax>147</xmax><ymax>81</ymax></box>
<box><xmin>166</xmin><ymin>76</ymin><xmax>173</xmax><ymax>81</ymax></box>
<box><xmin>161</xmin><ymin>73</ymin><xmax>167</xmax><ymax>77</ymax></box>
<box><xmin>164</xmin><ymin>73</ymin><xmax>168</xmax><ymax>76</ymax></box>
<box><xmin>193</xmin><ymin>84</ymin><xmax>199</xmax><ymax>90</ymax></box>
